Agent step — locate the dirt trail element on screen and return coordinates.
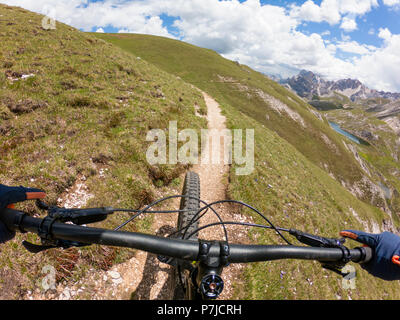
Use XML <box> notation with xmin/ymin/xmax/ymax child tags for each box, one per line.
<box><xmin>25</xmin><ymin>91</ymin><xmax>251</xmax><ymax>300</ymax></box>
<box><xmin>190</xmin><ymin>92</ymin><xmax>253</xmax><ymax>299</ymax></box>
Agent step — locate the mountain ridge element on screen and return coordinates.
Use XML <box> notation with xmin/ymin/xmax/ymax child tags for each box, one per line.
<box><xmin>280</xmin><ymin>70</ymin><xmax>400</xmax><ymax>102</ymax></box>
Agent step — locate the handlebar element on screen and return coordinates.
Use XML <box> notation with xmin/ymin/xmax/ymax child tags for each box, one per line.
<box><xmin>0</xmin><ymin>208</ymin><xmax>372</xmax><ymax>265</ymax></box>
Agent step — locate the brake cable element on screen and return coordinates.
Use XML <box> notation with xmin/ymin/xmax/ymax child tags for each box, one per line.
<box><xmin>186</xmin><ymin>199</ymin><xmax>293</xmax><ymax>245</ymax></box>
<box><xmin>185</xmin><ymin>221</ymin><xmax>290</xmax><ymax>239</ymax></box>
<box><xmin>113</xmin><ymin>194</ymin><xmax>229</xmax><ymax>242</ymax></box>
<box><xmin>117</xmin><ymin>197</ymin><xmax>293</xmax><ymax>245</ymax></box>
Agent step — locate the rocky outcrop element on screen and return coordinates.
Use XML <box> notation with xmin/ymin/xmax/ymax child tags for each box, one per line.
<box><xmin>367</xmin><ymin>100</ymin><xmax>400</xmax><ymax>119</ymax></box>
<box><xmin>367</xmin><ymin>100</ymin><xmax>400</xmax><ymax>135</ymax></box>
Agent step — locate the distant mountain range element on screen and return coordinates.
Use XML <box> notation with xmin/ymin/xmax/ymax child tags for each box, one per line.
<box><xmin>279</xmin><ymin>70</ymin><xmax>400</xmax><ymax>102</ymax></box>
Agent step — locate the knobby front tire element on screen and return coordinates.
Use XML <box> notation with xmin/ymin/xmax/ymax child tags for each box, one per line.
<box><xmin>175</xmin><ymin>171</ymin><xmax>201</xmax><ymax>300</ymax></box>
<box><xmin>177</xmin><ymin>171</ymin><xmax>200</xmax><ymax>241</ymax></box>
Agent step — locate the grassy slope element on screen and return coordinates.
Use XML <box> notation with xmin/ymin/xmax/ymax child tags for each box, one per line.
<box><xmin>95</xmin><ymin>33</ymin><xmax>400</xmax><ymax>299</ymax></box>
<box><xmin>303</xmin><ymin>90</ymin><xmax>400</xmax><ymax>221</ymax></box>
<box><xmin>323</xmin><ymin>106</ymin><xmax>400</xmax><ymax>222</ymax></box>
<box><xmin>0</xmin><ymin>5</ymin><xmax>207</xmax><ymax>298</ymax></box>
<box><xmin>95</xmin><ymin>34</ymin><xmax>388</xmax><ymax>207</ymax></box>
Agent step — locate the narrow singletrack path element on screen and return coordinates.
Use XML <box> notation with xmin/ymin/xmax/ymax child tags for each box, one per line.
<box><xmin>25</xmin><ymin>91</ymin><xmax>252</xmax><ymax>300</ymax></box>
<box><xmin>190</xmin><ymin>91</ymin><xmax>253</xmax><ymax>299</ymax></box>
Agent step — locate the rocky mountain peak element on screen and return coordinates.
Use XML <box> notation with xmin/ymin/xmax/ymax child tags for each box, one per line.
<box><xmin>280</xmin><ymin>70</ymin><xmax>400</xmax><ymax>102</ymax></box>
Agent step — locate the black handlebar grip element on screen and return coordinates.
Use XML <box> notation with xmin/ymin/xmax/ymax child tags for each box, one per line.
<box><xmin>358</xmin><ymin>246</ymin><xmax>373</xmax><ymax>264</ymax></box>
<box><xmin>0</xmin><ymin>208</ymin><xmax>18</xmax><ymax>231</ymax></box>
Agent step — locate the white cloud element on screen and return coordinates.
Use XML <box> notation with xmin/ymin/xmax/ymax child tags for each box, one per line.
<box><xmin>383</xmin><ymin>0</ymin><xmax>400</xmax><ymax>6</ymax></box>
<box><xmin>0</xmin><ymin>0</ymin><xmax>399</xmax><ymax>92</ymax></box>
<box><xmin>95</xmin><ymin>27</ymin><xmax>104</xmax><ymax>33</ymax></box>
<box><xmin>336</xmin><ymin>40</ymin><xmax>376</xmax><ymax>54</ymax></box>
<box><xmin>352</xmin><ymin>32</ymin><xmax>400</xmax><ymax>91</ymax></box>
<box><xmin>341</xmin><ymin>33</ymin><xmax>351</xmax><ymax>41</ymax></box>
<box><xmin>289</xmin><ymin>0</ymin><xmax>341</xmax><ymax>24</ymax></box>
<box><xmin>290</xmin><ymin>0</ymin><xmax>378</xmax><ymax>25</ymax></box>
<box><xmin>1</xmin><ymin>0</ymin><xmax>173</xmax><ymax>37</ymax></box>
<box><xmin>339</xmin><ymin>0</ymin><xmax>378</xmax><ymax>15</ymax></box>
<box><xmin>116</xmin><ymin>16</ymin><xmax>172</xmax><ymax>37</ymax></box>
<box><xmin>378</xmin><ymin>27</ymin><xmax>392</xmax><ymax>41</ymax></box>
<box><xmin>340</xmin><ymin>16</ymin><xmax>358</xmax><ymax>32</ymax></box>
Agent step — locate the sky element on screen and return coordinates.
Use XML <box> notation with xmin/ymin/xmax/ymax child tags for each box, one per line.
<box><xmin>1</xmin><ymin>0</ymin><xmax>400</xmax><ymax>92</ymax></box>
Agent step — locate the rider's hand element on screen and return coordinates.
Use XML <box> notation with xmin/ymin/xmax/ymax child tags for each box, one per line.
<box><xmin>0</xmin><ymin>184</ymin><xmax>45</xmax><ymax>243</ymax></box>
<box><xmin>340</xmin><ymin>230</ymin><xmax>400</xmax><ymax>281</ymax></box>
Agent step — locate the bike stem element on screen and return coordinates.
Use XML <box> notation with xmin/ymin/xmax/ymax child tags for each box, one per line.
<box><xmin>193</xmin><ymin>240</ymin><xmax>230</xmax><ymax>299</ymax></box>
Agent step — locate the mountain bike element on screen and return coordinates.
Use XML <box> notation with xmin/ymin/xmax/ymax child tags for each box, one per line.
<box><xmin>0</xmin><ymin>172</ymin><xmax>372</xmax><ymax>300</ymax></box>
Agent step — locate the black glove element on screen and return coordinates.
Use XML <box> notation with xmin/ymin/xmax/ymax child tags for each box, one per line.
<box><xmin>0</xmin><ymin>184</ymin><xmax>45</xmax><ymax>243</ymax></box>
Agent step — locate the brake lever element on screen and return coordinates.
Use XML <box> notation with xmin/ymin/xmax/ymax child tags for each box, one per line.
<box><xmin>36</xmin><ymin>200</ymin><xmax>115</xmax><ymax>225</ymax></box>
<box><xmin>321</xmin><ymin>263</ymin><xmax>351</xmax><ymax>277</ymax></box>
<box><xmin>22</xmin><ymin>239</ymin><xmax>88</xmax><ymax>254</ymax></box>
<box><xmin>22</xmin><ymin>241</ymin><xmax>55</xmax><ymax>253</ymax></box>
<box><xmin>289</xmin><ymin>229</ymin><xmax>345</xmax><ymax>248</ymax></box>
<box><xmin>20</xmin><ymin>200</ymin><xmax>95</xmax><ymax>254</ymax></box>
<box><xmin>289</xmin><ymin>229</ymin><xmax>352</xmax><ymax>277</ymax></box>
<box><xmin>36</xmin><ymin>199</ymin><xmax>50</xmax><ymax>210</ymax></box>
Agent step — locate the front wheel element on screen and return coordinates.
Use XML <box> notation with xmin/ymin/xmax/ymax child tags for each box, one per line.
<box><xmin>177</xmin><ymin>171</ymin><xmax>200</xmax><ymax>240</ymax></box>
<box><xmin>174</xmin><ymin>171</ymin><xmax>201</xmax><ymax>299</ymax></box>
